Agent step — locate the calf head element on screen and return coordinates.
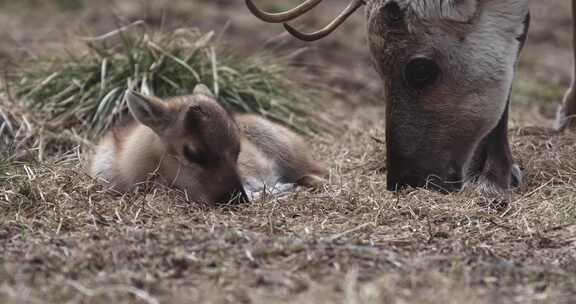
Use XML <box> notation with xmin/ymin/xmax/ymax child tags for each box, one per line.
<box><xmin>246</xmin><ymin>0</ymin><xmax>530</xmax><ymax>193</ymax></box>
<box><xmin>126</xmin><ymin>85</ymin><xmax>248</xmax><ymax>204</ymax></box>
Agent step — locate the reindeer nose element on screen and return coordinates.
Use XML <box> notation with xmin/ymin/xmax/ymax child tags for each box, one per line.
<box><xmin>238</xmin><ymin>188</ymin><xmax>250</xmax><ymax>204</ymax></box>
<box><xmin>225</xmin><ymin>175</ymin><xmax>250</xmax><ymax>205</ymax></box>
<box><xmin>222</xmin><ymin>181</ymin><xmax>250</xmax><ymax>205</ymax></box>
<box><xmin>388</xmin><ymin>171</ymin><xmax>463</xmax><ymax>193</ymax></box>
<box><xmin>215</xmin><ymin>186</ymin><xmax>249</xmax><ymax>205</ymax></box>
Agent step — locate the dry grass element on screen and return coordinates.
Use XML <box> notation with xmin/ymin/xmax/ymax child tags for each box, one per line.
<box><xmin>1</xmin><ymin>107</ymin><xmax>575</xmax><ymax>303</ymax></box>
<box><xmin>1</xmin><ymin>1</ymin><xmax>576</xmax><ymax>304</ymax></box>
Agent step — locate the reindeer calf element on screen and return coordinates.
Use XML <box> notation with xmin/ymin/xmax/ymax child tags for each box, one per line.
<box><xmin>91</xmin><ymin>84</ymin><xmax>326</xmax><ymax>204</ymax></box>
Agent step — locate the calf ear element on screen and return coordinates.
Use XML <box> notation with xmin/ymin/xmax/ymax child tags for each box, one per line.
<box><xmin>193</xmin><ymin>84</ymin><xmax>216</xmax><ymax>98</ymax></box>
<box><xmin>125</xmin><ymin>90</ymin><xmax>169</xmax><ymax>131</ymax></box>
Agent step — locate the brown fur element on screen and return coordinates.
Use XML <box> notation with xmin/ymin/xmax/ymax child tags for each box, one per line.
<box><xmin>91</xmin><ymin>85</ymin><xmax>326</xmax><ymax>204</ymax></box>
<box><xmin>236</xmin><ymin>114</ymin><xmax>327</xmax><ymax>188</ymax></box>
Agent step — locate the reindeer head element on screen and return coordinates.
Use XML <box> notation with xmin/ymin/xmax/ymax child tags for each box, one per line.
<box><xmin>126</xmin><ymin>85</ymin><xmax>248</xmax><ymax>204</ymax></box>
<box><xmin>246</xmin><ymin>0</ymin><xmax>530</xmax><ymax>193</ymax></box>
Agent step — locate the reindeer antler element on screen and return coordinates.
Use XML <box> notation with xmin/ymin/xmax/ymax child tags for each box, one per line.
<box><xmin>245</xmin><ymin>0</ymin><xmax>323</xmax><ymax>23</ymax></box>
<box><xmin>245</xmin><ymin>0</ymin><xmax>366</xmax><ymax>41</ymax></box>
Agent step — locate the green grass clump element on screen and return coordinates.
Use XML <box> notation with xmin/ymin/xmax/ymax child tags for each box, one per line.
<box><xmin>9</xmin><ymin>28</ymin><xmax>314</xmax><ymax>137</ymax></box>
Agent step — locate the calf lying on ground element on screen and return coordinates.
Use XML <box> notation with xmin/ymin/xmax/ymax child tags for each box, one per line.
<box><xmin>90</xmin><ymin>84</ymin><xmax>326</xmax><ymax>204</ymax></box>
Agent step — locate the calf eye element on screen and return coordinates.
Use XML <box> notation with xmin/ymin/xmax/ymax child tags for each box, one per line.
<box><xmin>182</xmin><ymin>145</ymin><xmax>203</xmax><ymax>164</ymax></box>
<box><xmin>404</xmin><ymin>57</ymin><xmax>441</xmax><ymax>89</ymax></box>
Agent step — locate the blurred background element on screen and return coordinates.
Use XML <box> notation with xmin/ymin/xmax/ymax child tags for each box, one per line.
<box><xmin>1</xmin><ymin>2</ymin><xmax>575</xmax><ymax>303</ymax></box>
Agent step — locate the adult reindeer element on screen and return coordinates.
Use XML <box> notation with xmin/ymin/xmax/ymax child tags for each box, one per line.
<box><xmin>245</xmin><ymin>0</ymin><xmax>576</xmax><ymax>193</ymax></box>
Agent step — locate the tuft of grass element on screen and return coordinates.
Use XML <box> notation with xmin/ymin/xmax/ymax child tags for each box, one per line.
<box><xmin>7</xmin><ymin>27</ymin><xmax>316</xmax><ymax>137</ymax></box>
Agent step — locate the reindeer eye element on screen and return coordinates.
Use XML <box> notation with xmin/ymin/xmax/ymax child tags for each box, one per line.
<box><xmin>404</xmin><ymin>57</ymin><xmax>441</xmax><ymax>89</ymax></box>
<box><xmin>383</xmin><ymin>1</ymin><xmax>404</xmax><ymax>26</ymax></box>
<box><xmin>182</xmin><ymin>145</ymin><xmax>203</xmax><ymax>164</ymax></box>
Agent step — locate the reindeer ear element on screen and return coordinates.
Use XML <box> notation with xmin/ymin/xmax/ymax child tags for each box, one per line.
<box><xmin>126</xmin><ymin>90</ymin><xmax>169</xmax><ymax>130</ymax></box>
<box><xmin>416</xmin><ymin>0</ymin><xmax>478</xmax><ymax>22</ymax></box>
<box><xmin>477</xmin><ymin>0</ymin><xmax>529</xmax><ymax>35</ymax></box>
<box><xmin>193</xmin><ymin>84</ymin><xmax>215</xmax><ymax>98</ymax></box>
<box><xmin>478</xmin><ymin>0</ymin><xmax>529</xmax><ymax>21</ymax></box>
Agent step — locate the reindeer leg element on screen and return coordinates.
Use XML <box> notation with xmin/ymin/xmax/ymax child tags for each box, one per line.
<box><xmin>557</xmin><ymin>0</ymin><xmax>576</xmax><ymax>130</ymax></box>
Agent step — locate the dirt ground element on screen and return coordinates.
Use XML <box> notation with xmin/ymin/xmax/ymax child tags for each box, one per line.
<box><xmin>1</xmin><ymin>1</ymin><xmax>576</xmax><ymax>303</ymax></box>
